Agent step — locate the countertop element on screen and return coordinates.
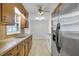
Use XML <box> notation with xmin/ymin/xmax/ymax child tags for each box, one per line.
<box><xmin>0</xmin><ymin>34</ymin><xmax>32</xmax><ymax>56</ymax></box>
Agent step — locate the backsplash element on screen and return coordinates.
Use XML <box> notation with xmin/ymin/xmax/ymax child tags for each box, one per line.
<box><xmin>0</xmin><ymin>24</ymin><xmax>30</xmax><ymax>40</ymax></box>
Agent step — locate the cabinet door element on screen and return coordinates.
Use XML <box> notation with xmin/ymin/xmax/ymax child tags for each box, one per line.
<box><xmin>16</xmin><ymin>3</ymin><xmax>28</xmax><ymax>28</ymax></box>
<box><xmin>25</xmin><ymin>13</ymin><xmax>28</xmax><ymax>28</ymax></box>
<box><xmin>3</xmin><ymin>46</ymin><xmax>17</xmax><ymax>56</ymax></box>
<box><xmin>17</xmin><ymin>41</ymin><xmax>24</xmax><ymax>56</ymax></box>
<box><xmin>2</xmin><ymin>3</ymin><xmax>15</xmax><ymax>25</ymax></box>
<box><xmin>0</xmin><ymin>4</ymin><xmax>1</xmax><ymax>22</ymax></box>
<box><xmin>24</xmin><ymin>35</ymin><xmax>32</xmax><ymax>56</ymax></box>
<box><xmin>16</xmin><ymin>3</ymin><xmax>26</xmax><ymax>16</ymax></box>
<box><xmin>25</xmin><ymin>18</ymin><xmax>29</xmax><ymax>28</ymax></box>
<box><xmin>24</xmin><ymin>39</ymin><xmax>29</xmax><ymax>56</ymax></box>
<box><xmin>20</xmin><ymin>13</ymin><xmax>28</xmax><ymax>29</ymax></box>
<box><xmin>28</xmin><ymin>36</ymin><xmax>32</xmax><ymax>51</ymax></box>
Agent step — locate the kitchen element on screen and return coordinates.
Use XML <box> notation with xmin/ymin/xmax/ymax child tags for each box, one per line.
<box><xmin>0</xmin><ymin>3</ymin><xmax>58</xmax><ymax>56</ymax></box>
<box><xmin>1</xmin><ymin>3</ymin><xmax>79</xmax><ymax>56</ymax></box>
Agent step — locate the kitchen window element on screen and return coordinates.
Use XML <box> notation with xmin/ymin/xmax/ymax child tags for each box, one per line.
<box><xmin>6</xmin><ymin>7</ymin><xmax>21</xmax><ymax>35</ymax></box>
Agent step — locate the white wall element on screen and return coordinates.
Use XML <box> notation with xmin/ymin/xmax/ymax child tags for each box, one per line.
<box><xmin>29</xmin><ymin>13</ymin><xmax>51</xmax><ymax>39</ymax></box>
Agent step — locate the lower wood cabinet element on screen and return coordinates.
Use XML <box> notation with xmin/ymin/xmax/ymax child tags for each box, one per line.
<box><xmin>3</xmin><ymin>35</ymin><xmax>32</xmax><ymax>56</ymax></box>
<box><xmin>24</xmin><ymin>35</ymin><xmax>32</xmax><ymax>56</ymax></box>
<box><xmin>3</xmin><ymin>46</ymin><xmax>18</xmax><ymax>56</ymax></box>
<box><xmin>17</xmin><ymin>41</ymin><xmax>25</xmax><ymax>56</ymax></box>
<box><xmin>24</xmin><ymin>39</ymin><xmax>29</xmax><ymax>56</ymax></box>
<box><xmin>28</xmin><ymin>36</ymin><xmax>32</xmax><ymax>51</ymax></box>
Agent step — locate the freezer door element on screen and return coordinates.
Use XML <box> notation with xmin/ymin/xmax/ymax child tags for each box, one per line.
<box><xmin>60</xmin><ymin>31</ymin><xmax>79</xmax><ymax>56</ymax></box>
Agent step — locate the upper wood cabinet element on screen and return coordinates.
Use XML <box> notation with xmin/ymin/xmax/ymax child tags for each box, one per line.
<box><xmin>0</xmin><ymin>3</ymin><xmax>15</xmax><ymax>25</ymax></box>
<box><xmin>20</xmin><ymin>14</ymin><xmax>28</xmax><ymax>29</ymax></box>
<box><xmin>0</xmin><ymin>3</ymin><xmax>28</xmax><ymax>27</ymax></box>
<box><xmin>16</xmin><ymin>3</ymin><xmax>28</xmax><ymax>28</ymax></box>
<box><xmin>15</xmin><ymin>3</ymin><xmax>27</xmax><ymax>17</ymax></box>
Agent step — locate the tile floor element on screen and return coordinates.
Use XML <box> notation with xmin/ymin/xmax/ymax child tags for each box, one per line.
<box><xmin>28</xmin><ymin>39</ymin><xmax>51</xmax><ymax>56</ymax></box>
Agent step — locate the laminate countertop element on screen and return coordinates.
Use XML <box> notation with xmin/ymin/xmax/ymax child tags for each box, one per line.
<box><xmin>0</xmin><ymin>34</ymin><xmax>32</xmax><ymax>56</ymax></box>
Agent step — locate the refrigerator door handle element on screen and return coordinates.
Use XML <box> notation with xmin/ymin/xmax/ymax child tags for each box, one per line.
<box><xmin>55</xmin><ymin>23</ymin><xmax>61</xmax><ymax>53</ymax></box>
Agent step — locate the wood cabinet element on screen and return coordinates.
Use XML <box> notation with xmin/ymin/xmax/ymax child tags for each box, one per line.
<box><xmin>16</xmin><ymin>3</ymin><xmax>28</xmax><ymax>28</ymax></box>
<box><xmin>17</xmin><ymin>41</ymin><xmax>25</xmax><ymax>56</ymax></box>
<box><xmin>28</xmin><ymin>36</ymin><xmax>32</xmax><ymax>51</ymax></box>
<box><xmin>0</xmin><ymin>3</ymin><xmax>15</xmax><ymax>25</ymax></box>
<box><xmin>24</xmin><ymin>35</ymin><xmax>32</xmax><ymax>56</ymax></box>
<box><xmin>0</xmin><ymin>3</ymin><xmax>29</xmax><ymax>27</ymax></box>
<box><xmin>20</xmin><ymin>14</ymin><xmax>28</xmax><ymax>29</ymax></box>
<box><xmin>24</xmin><ymin>39</ymin><xmax>29</xmax><ymax>56</ymax></box>
<box><xmin>3</xmin><ymin>35</ymin><xmax>32</xmax><ymax>56</ymax></box>
<box><xmin>3</xmin><ymin>46</ymin><xmax>17</xmax><ymax>56</ymax></box>
<box><xmin>0</xmin><ymin>3</ymin><xmax>28</xmax><ymax>25</ymax></box>
<box><xmin>0</xmin><ymin>4</ymin><xmax>1</xmax><ymax>22</ymax></box>
<box><xmin>15</xmin><ymin>3</ymin><xmax>27</xmax><ymax>17</ymax></box>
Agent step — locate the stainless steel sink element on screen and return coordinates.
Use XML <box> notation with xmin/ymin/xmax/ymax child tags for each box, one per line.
<box><xmin>16</xmin><ymin>36</ymin><xmax>25</xmax><ymax>38</ymax></box>
<box><xmin>15</xmin><ymin>34</ymin><xmax>26</xmax><ymax>38</ymax></box>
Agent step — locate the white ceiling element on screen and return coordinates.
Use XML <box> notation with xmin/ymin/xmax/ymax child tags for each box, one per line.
<box><xmin>22</xmin><ymin>3</ymin><xmax>58</xmax><ymax>14</ymax></box>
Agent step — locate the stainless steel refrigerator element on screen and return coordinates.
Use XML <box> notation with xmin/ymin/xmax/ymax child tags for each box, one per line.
<box><xmin>51</xmin><ymin>3</ymin><xmax>79</xmax><ymax>56</ymax></box>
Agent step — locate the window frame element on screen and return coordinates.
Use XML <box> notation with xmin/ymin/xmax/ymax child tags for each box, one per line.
<box><xmin>6</xmin><ymin>7</ymin><xmax>21</xmax><ymax>35</ymax></box>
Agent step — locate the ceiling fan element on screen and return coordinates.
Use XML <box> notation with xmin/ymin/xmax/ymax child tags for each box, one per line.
<box><xmin>38</xmin><ymin>6</ymin><xmax>50</xmax><ymax>15</ymax></box>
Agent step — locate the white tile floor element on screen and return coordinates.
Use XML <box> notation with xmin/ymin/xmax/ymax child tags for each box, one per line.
<box><xmin>28</xmin><ymin>39</ymin><xmax>51</xmax><ymax>56</ymax></box>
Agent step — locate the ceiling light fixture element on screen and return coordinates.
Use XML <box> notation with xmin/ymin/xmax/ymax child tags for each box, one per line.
<box><xmin>38</xmin><ymin>6</ymin><xmax>44</xmax><ymax>16</ymax></box>
<box><xmin>35</xmin><ymin>16</ymin><xmax>45</xmax><ymax>21</ymax></box>
<box><xmin>38</xmin><ymin>11</ymin><xmax>44</xmax><ymax>16</ymax></box>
